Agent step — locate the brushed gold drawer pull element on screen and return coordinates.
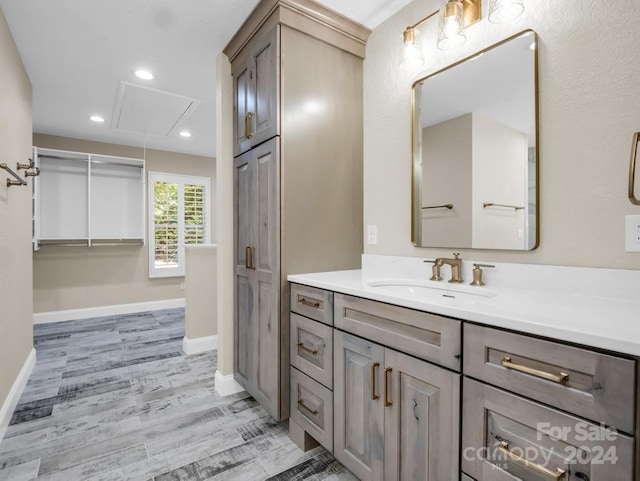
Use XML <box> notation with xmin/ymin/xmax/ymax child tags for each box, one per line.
<box><xmin>245</xmin><ymin>246</ymin><xmax>251</xmax><ymax>269</ymax></box>
<box><xmin>299</xmin><ymin>298</ymin><xmax>320</xmax><ymax>309</ymax></box>
<box><xmin>498</xmin><ymin>442</ymin><xmax>566</xmax><ymax>480</ymax></box>
<box><xmin>297</xmin><ymin>399</ymin><xmax>318</xmax><ymax>416</ymax></box>
<box><xmin>297</xmin><ymin>342</ymin><xmax>319</xmax><ymax>356</ymax></box>
<box><xmin>371</xmin><ymin>362</ymin><xmax>380</xmax><ymax>400</ymax></box>
<box><xmin>501</xmin><ymin>356</ymin><xmax>569</xmax><ymax>384</ymax></box>
<box><xmin>384</xmin><ymin>367</ymin><xmax>393</xmax><ymax>407</ymax></box>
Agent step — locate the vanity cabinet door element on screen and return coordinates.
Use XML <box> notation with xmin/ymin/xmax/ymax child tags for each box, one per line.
<box><xmin>334</xmin><ymin>331</ymin><xmax>385</xmax><ymax>481</ymax></box>
<box><xmin>383</xmin><ymin>349</ymin><xmax>460</xmax><ymax>481</ymax></box>
<box><xmin>462</xmin><ymin>378</ymin><xmax>634</xmax><ymax>481</ymax></box>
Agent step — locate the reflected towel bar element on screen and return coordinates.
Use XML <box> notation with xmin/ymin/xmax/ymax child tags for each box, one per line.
<box><xmin>1</xmin><ymin>163</ymin><xmax>27</xmax><ymax>186</ymax></box>
<box><xmin>483</xmin><ymin>203</ymin><xmax>524</xmax><ymax>210</ymax></box>
<box><xmin>422</xmin><ymin>204</ymin><xmax>453</xmax><ymax>210</ymax></box>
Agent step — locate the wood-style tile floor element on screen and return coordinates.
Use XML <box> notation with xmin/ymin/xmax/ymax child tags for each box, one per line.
<box><xmin>0</xmin><ymin>309</ymin><xmax>355</xmax><ymax>481</ymax></box>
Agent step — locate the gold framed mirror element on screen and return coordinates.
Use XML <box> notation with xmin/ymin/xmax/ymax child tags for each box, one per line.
<box><xmin>412</xmin><ymin>30</ymin><xmax>539</xmax><ymax>250</ymax></box>
<box><xmin>630</xmin><ymin>132</ymin><xmax>640</xmax><ymax>205</ymax></box>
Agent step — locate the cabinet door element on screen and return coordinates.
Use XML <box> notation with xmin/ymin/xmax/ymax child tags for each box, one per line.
<box><xmin>334</xmin><ymin>331</ymin><xmax>385</xmax><ymax>481</ymax></box>
<box><xmin>248</xmin><ymin>27</ymin><xmax>278</xmax><ymax>148</ymax></box>
<box><xmin>251</xmin><ymin>139</ymin><xmax>281</xmax><ymax>417</ymax></box>
<box><xmin>233</xmin><ymin>149</ymin><xmax>255</xmax><ymax>390</ymax></box>
<box><xmin>232</xmin><ymin>58</ymin><xmax>253</xmax><ymax>157</ymax></box>
<box><xmin>383</xmin><ymin>349</ymin><xmax>460</xmax><ymax>481</ymax></box>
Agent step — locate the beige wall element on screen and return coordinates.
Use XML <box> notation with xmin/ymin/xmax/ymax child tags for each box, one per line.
<box><xmin>185</xmin><ymin>246</ymin><xmax>217</xmax><ymax>339</ymax></box>
<box><xmin>32</xmin><ymin>134</ymin><xmax>215</xmax><ymax>313</ymax></box>
<box><xmin>364</xmin><ymin>0</ymin><xmax>640</xmax><ymax>269</ymax></box>
<box><xmin>0</xmin><ymin>8</ymin><xmax>33</xmax><ymax>409</ymax></box>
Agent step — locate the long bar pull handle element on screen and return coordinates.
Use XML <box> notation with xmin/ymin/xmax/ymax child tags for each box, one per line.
<box><xmin>498</xmin><ymin>442</ymin><xmax>566</xmax><ymax>480</ymax></box>
<box><xmin>245</xmin><ymin>246</ymin><xmax>251</xmax><ymax>269</ymax></box>
<box><xmin>297</xmin><ymin>399</ymin><xmax>318</xmax><ymax>416</ymax></box>
<box><xmin>370</xmin><ymin>362</ymin><xmax>380</xmax><ymax>400</ymax></box>
<box><xmin>384</xmin><ymin>367</ymin><xmax>393</xmax><ymax>407</ymax></box>
<box><xmin>299</xmin><ymin>298</ymin><xmax>320</xmax><ymax>308</ymax></box>
<box><xmin>297</xmin><ymin>342</ymin><xmax>319</xmax><ymax>356</ymax></box>
<box><xmin>244</xmin><ymin>112</ymin><xmax>254</xmax><ymax>139</ymax></box>
<box><xmin>501</xmin><ymin>356</ymin><xmax>569</xmax><ymax>384</ymax></box>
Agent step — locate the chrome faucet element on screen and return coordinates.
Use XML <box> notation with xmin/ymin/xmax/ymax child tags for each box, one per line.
<box><xmin>436</xmin><ymin>252</ymin><xmax>463</xmax><ymax>283</ymax></box>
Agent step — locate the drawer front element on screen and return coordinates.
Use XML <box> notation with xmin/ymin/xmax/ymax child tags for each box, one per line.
<box><xmin>462</xmin><ymin>378</ymin><xmax>634</xmax><ymax>481</ymax></box>
<box><xmin>461</xmin><ymin>475</ymin><xmax>476</xmax><ymax>481</ymax></box>
<box><xmin>290</xmin><ymin>283</ymin><xmax>334</xmax><ymax>326</ymax></box>
<box><xmin>290</xmin><ymin>367</ymin><xmax>333</xmax><ymax>452</ymax></box>
<box><xmin>290</xmin><ymin>313</ymin><xmax>333</xmax><ymax>389</ymax></box>
<box><xmin>464</xmin><ymin>324</ymin><xmax>636</xmax><ymax>433</ymax></box>
<box><xmin>334</xmin><ymin>293</ymin><xmax>461</xmax><ymax>371</ymax></box>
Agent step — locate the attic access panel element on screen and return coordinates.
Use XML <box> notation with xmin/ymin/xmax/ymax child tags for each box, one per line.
<box><xmin>113</xmin><ymin>81</ymin><xmax>201</xmax><ymax>137</ymax></box>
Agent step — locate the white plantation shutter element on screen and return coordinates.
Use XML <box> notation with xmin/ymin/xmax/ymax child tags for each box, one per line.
<box><xmin>148</xmin><ymin>173</ymin><xmax>211</xmax><ymax>277</ymax></box>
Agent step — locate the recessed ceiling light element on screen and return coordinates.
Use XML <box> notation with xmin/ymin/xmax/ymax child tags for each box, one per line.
<box><xmin>179</xmin><ymin>131</ymin><xmax>192</xmax><ymax>138</ymax></box>
<box><xmin>89</xmin><ymin>115</ymin><xmax>105</xmax><ymax>123</ymax></box>
<box><xmin>135</xmin><ymin>69</ymin><xmax>154</xmax><ymax>80</ymax></box>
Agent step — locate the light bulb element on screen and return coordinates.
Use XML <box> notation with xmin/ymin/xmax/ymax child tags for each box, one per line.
<box><xmin>401</xmin><ymin>28</ymin><xmax>425</xmax><ymax>66</ymax></box>
<box><xmin>437</xmin><ymin>1</ymin><xmax>466</xmax><ymax>50</ymax></box>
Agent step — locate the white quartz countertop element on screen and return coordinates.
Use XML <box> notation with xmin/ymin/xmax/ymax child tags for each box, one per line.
<box><xmin>288</xmin><ymin>268</ymin><xmax>640</xmax><ymax>357</ymax></box>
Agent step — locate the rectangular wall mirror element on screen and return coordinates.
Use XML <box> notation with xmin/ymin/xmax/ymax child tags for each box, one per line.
<box><xmin>412</xmin><ymin>30</ymin><xmax>539</xmax><ymax>250</ymax></box>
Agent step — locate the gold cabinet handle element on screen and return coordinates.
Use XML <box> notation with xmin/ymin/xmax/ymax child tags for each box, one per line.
<box><xmin>384</xmin><ymin>367</ymin><xmax>393</xmax><ymax>407</ymax></box>
<box><xmin>501</xmin><ymin>356</ymin><xmax>569</xmax><ymax>384</ymax></box>
<box><xmin>299</xmin><ymin>298</ymin><xmax>320</xmax><ymax>308</ymax></box>
<box><xmin>244</xmin><ymin>112</ymin><xmax>254</xmax><ymax>139</ymax></box>
<box><xmin>297</xmin><ymin>342</ymin><xmax>319</xmax><ymax>356</ymax></box>
<box><xmin>370</xmin><ymin>362</ymin><xmax>380</xmax><ymax>400</ymax></box>
<box><xmin>245</xmin><ymin>246</ymin><xmax>251</xmax><ymax>269</ymax></box>
<box><xmin>498</xmin><ymin>442</ymin><xmax>566</xmax><ymax>480</ymax></box>
<box><xmin>297</xmin><ymin>399</ymin><xmax>318</xmax><ymax>416</ymax></box>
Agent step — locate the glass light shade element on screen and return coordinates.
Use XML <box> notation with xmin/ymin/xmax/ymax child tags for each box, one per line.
<box><xmin>488</xmin><ymin>0</ymin><xmax>525</xmax><ymax>23</ymax></box>
<box><xmin>437</xmin><ymin>1</ymin><xmax>466</xmax><ymax>50</ymax></box>
<box><xmin>401</xmin><ymin>27</ymin><xmax>425</xmax><ymax>66</ymax></box>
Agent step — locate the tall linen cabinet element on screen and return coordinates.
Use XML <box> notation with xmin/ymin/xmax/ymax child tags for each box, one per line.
<box><xmin>225</xmin><ymin>0</ymin><xmax>369</xmax><ymax>421</ymax></box>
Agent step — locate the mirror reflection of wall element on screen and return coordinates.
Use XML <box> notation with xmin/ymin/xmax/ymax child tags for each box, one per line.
<box><xmin>413</xmin><ymin>30</ymin><xmax>538</xmax><ymax>250</ymax></box>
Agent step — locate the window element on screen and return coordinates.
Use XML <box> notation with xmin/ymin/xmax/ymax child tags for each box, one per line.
<box><xmin>148</xmin><ymin>172</ymin><xmax>211</xmax><ymax>277</ymax></box>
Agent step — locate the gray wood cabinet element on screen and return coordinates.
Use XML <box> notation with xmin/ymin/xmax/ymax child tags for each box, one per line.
<box><xmin>228</xmin><ymin>0</ymin><xmax>369</xmax><ymax>421</ymax></box>
<box><xmin>334</xmin><ymin>330</ymin><xmax>460</xmax><ymax>481</ymax></box>
<box><xmin>234</xmin><ymin>138</ymin><xmax>280</xmax><ymax>415</ymax></box>
<box><xmin>232</xmin><ymin>27</ymin><xmax>278</xmax><ymax>157</ymax></box>
<box><xmin>462</xmin><ymin>378</ymin><xmax>634</xmax><ymax>481</ymax></box>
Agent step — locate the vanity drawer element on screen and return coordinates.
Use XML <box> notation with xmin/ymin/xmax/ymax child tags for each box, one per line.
<box><xmin>462</xmin><ymin>378</ymin><xmax>634</xmax><ymax>481</ymax></box>
<box><xmin>334</xmin><ymin>293</ymin><xmax>461</xmax><ymax>371</ymax></box>
<box><xmin>290</xmin><ymin>366</ymin><xmax>333</xmax><ymax>452</ymax></box>
<box><xmin>290</xmin><ymin>283</ymin><xmax>334</xmax><ymax>326</ymax></box>
<box><xmin>464</xmin><ymin>323</ymin><xmax>636</xmax><ymax>433</ymax></box>
<box><xmin>290</xmin><ymin>313</ymin><xmax>333</xmax><ymax>389</ymax></box>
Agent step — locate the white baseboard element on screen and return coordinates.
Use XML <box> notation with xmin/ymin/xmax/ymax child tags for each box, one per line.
<box><xmin>182</xmin><ymin>335</ymin><xmax>218</xmax><ymax>355</ymax></box>
<box><xmin>0</xmin><ymin>348</ymin><xmax>36</xmax><ymax>442</ymax></box>
<box><xmin>215</xmin><ymin>370</ymin><xmax>245</xmax><ymax>397</ymax></box>
<box><xmin>33</xmin><ymin>298</ymin><xmax>186</xmax><ymax>324</ymax></box>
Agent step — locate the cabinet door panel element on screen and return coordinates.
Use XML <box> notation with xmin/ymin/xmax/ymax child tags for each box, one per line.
<box><xmin>233</xmin><ymin>60</ymin><xmax>252</xmax><ymax>157</ymax></box>
<box><xmin>251</xmin><ymin>139</ymin><xmax>281</xmax><ymax>418</ymax></box>
<box><xmin>250</xmin><ymin>27</ymin><xmax>278</xmax><ymax>147</ymax></box>
<box><xmin>334</xmin><ymin>331</ymin><xmax>385</xmax><ymax>481</ymax></box>
<box><xmin>233</xmin><ymin>150</ymin><xmax>255</xmax><ymax>390</ymax></box>
<box><xmin>384</xmin><ymin>349</ymin><xmax>460</xmax><ymax>481</ymax></box>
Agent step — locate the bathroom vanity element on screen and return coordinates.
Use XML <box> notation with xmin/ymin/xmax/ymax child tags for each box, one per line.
<box><xmin>287</xmin><ymin>255</ymin><xmax>640</xmax><ymax>481</ymax></box>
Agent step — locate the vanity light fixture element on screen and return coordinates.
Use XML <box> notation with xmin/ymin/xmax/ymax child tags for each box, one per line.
<box><xmin>401</xmin><ymin>0</ymin><xmax>524</xmax><ymax>63</ymax></box>
<box><xmin>488</xmin><ymin>0</ymin><xmax>525</xmax><ymax>24</ymax></box>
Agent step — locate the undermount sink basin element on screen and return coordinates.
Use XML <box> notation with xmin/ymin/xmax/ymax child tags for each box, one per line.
<box><xmin>365</xmin><ymin>279</ymin><xmax>497</xmax><ymax>302</ymax></box>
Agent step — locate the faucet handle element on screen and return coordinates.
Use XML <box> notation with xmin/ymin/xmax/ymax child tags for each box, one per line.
<box><xmin>453</xmin><ymin>252</ymin><xmax>461</xmax><ymax>259</ymax></box>
<box><xmin>470</xmin><ymin>263</ymin><xmax>495</xmax><ymax>287</ymax></box>
<box><xmin>424</xmin><ymin>259</ymin><xmax>442</xmax><ymax>281</ymax></box>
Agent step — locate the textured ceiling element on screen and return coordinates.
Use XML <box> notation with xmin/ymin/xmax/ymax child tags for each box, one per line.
<box><xmin>0</xmin><ymin>0</ymin><xmax>413</xmax><ymax>158</ymax></box>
